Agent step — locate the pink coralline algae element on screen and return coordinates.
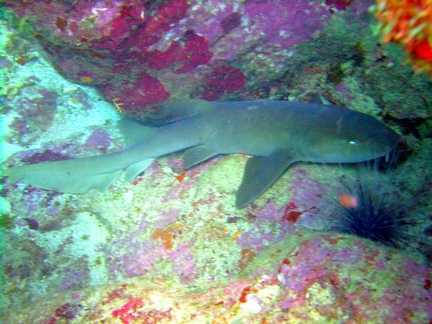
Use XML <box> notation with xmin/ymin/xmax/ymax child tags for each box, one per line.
<box><xmin>167</xmin><ymin>244</ymin><xmax>197</xmax><ymax>284</ymax></box>
<box><xmin>220</xmin><ymin>12</ymin><xmax>242</xmax><ymax>34</ymax></box>
<box><xmin>54</xmin><ymin>302</ymin><xmax>83</xmax><ymax>320</ymax></box>
<box><xmin>153</xmin><ymin>208</ymin><xmax>180</xmax><ymax>228</ymax></box>
<box><xmin>238</xmin><ymin>202</ymin><xmax>292</xmax><ymax>251</ymax></box>
<box><xmin>3</xmin><ymin>0</ymin><xmax>372</xmax><ymax>114</ymax></box>
<box><xmin>6</xmin><ymin>235</ymin><xmax>431</xmax><ymax>323</ymax></box>
<box><xmin>107</xmin><ymin>238</ymin><xmax>162</xmax><ymax>279</ymax></box>
<box><xmin>85</xmin><ymin>129</ymin><xmax>111</xmax><ymax>152</ymax></box>
<box><xmin>20</xmin><ymin>150</ymin><xmax>69</xmax><ymax>164</ymax></box>
<box><xmin>5</xmin><ymin>0</ymin><xmax>190</xmax><ymax>112</ymax></box>
<box><xmin>23</xmin><ymin>217</ymin><xmax>39</xmax><ymax>230</ymax></box>
<box><xmin>7</xmin><ymin>89</ymin><xmax>58</xmax><ymax>146</ymax></box>
<box><xmin>276</xmin><ymin>237</ymin><xmax>432</xmax><ymax>322</ymax></box>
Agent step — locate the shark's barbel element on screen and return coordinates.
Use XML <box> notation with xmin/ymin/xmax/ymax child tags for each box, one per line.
<box><xmin>2</xmin><ymin>99</ymin><xmax>400</xmax><ymax>208</ymax></box>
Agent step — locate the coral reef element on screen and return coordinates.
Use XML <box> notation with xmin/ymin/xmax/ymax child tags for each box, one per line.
<box><xmin>1</xmin><ymin>1</ymin><xmax>432</xmax><ymax>323</ymax></box>
<box><xmin>373</xmin><ymin>0</ymin><xmax>432</xmax><ymax>74</ymax></box>
<box><xmin>3</xmin><ymin>0</ymin><xmax>365</xmax><ymax>116</ymax></box>
<box><xmin>2</xmin><ymin>235</ymin><xmax>432</xmax><ymax>323</ymax></box>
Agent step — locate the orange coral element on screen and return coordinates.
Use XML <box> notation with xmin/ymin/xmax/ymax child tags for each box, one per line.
<box><xmin>373</xmin><ymin>0</ymin><xmax>432</xmax><ymax>74</ymax></box>
<box><xmin>80</xmin><ymin>76</ymin><xmax>93</xmax><ymax>83</ymax></box>
<box><xmin>238</xmin><ymin>248</ymin><xmax>256</xmax><ymax>270</ymax></box>
<box><xmin>152</xmin><ymin>228</ymin><xmax>173</xmax><ymax>250</ymax></box>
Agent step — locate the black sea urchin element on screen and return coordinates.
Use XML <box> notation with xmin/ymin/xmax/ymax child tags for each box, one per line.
<box><xmin>322</xmin><ymin>161</ymin><xmax>432</xmax><ymax>259</ymax></box>
<box><xmin>323</xmin><ymin>165</ymin><xmax>412</xmax><ymax>248</ymax></box>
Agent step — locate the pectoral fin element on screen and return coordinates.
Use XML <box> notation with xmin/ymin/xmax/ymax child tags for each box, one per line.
<box><xmin>236</xmin><ymin>151</ymin><xmax>297</xmax><ymax>208</ymax></box>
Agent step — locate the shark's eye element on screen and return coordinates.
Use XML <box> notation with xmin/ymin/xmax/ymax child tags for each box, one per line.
<box><xmin>349</xmin><ymin>141</ymin><xmax>357</xmax><ymax>145</ymax></box>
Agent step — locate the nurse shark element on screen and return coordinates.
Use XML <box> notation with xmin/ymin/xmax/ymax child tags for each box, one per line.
<box><xmin>2</xmin><ymin>99</ymin><xmax>400</xmax><ymax>208</ymax></box>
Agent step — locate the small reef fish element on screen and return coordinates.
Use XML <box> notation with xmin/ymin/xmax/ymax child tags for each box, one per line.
<box><xmin>2</xmin><ymin>99</ymin><xmax>400</xmax><ymax>208</ymax></box>
<box><xmin>338</xmin><ymin>194</ymin><xmax>359</xmax><ymax>209</ymax></box>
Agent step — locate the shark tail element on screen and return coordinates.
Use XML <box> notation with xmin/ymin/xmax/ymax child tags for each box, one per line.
<box><xmin>2</xmin><ymin>119</ymin><xmax>158</xmax><ymax>193</ymax></box>
<box><xmin>2</xmin><ymin>155</ymin><xmax>155</xmax><ymax>194</ymax></box>
<box><xmin>2</xmin><ymin>162</ymin><xmax>120</xmax><ymax>193</ymax></box>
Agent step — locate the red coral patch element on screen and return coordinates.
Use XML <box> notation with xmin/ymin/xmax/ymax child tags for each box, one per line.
<box><xmin>425</xmin><ymin>279</ymin><xmax>431</xmax><ymax>290</ymax></box>
<box><xmin>112</xmin><ymin>298</ymin><xmax>144</xmax><ymax>324</ymax></box>
<box><xmin>145</xmin><ymin>42</ymin><xmax>181</xmax><ymax>70</ymax></box>
<box><xmin>282</xmin><ymin>202</ymin><xmax>301</xmax><ymax>223</ymax></box>
<box><xmin>100</xmin><ymin>72</ymin><xmax>169</xmax><ymax>111</ymax></box>
<box><xmin>220</xmin><ymin>12</ymin><xmax>242</xmax><ymax>34</ymax></box>
<box><xmin>132</xmin><ymin>0</ymin><xmax>189</xmax><ymax>50</ymax></box>
<box><xmin>201</xmin><ymin>65</ymin><xmax>246</xmax><ymax>100</ymax></box>
<box><xmin>412</xmin><ymin>39</ymin><xmax>432</xmax><ymax>62</ymax></box>
<box><xmin>145</xmin><ymin>31</ymin><xmax>212</xmax><ymax>73</ymax></box>
<box><xmin>325</xmin><ymin>0</ymin><xmax>353</xmax><ymax>11</ymax></box>
<box><xmin>174</xmin><ymin>31</ymin><xmax>213</xmax><ymax>74</ymax></box>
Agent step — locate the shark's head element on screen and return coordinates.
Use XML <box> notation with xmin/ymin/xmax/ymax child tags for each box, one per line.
<box><xmin>303</xmin><ymin>109</ymin><xmax>400</xmax><ymax>163</ymax></box>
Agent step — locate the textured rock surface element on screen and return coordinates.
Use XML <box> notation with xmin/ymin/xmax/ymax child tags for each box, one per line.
<box><xmin>4</xmin><ymin>0</ymin><xmax>370</xmax><ymax>115</ymax></box>
<box><xmin>1</xmin><ymin>1</ymin><xmax>432</xmax><ymax>323</ymax></box>
<box><xmin>2</xmin><ymin>235</ymin><xmax>432</xmax><ymax>323</ymax></box>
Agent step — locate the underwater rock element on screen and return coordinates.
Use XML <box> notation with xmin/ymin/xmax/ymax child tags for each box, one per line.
<box><xmin>2</xmin><ymin>235</ymin><xmax>431</xmax><ymax>322</ymax></box>
<box><xmin>2</xmin><ymin>2</ymin><xmax>432</xmax><ymax>323</ymax></box>
<box><xmin>4</xmin><ymin>0</ymin><xmax>370</xmax><ymax>114</ymax></box>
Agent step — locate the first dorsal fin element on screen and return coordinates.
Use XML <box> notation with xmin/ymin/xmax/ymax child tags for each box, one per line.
<box><xmin>118</xmin><ymin>119</ymin><xmax>155</xmax><ymax>147</ymax></box>
<box><xmin>155</xmin><ymin>99</ymin><xmax>215</xmax><ymax>123</ymax></box>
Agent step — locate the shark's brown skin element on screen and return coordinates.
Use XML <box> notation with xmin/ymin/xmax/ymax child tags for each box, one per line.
<box><xmin>2</xmin><ymin>99</ymin><xmax>400</xmax><ymax>208</ymax></box>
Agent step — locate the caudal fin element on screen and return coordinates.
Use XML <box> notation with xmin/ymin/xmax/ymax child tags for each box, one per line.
<box><xmin>2</xmin><ymin>157</ymin><xmax>125</xmax><ymax>193</ymax></box>
<box><xmin>3</xmin><ymin>119</ymin><xmax>158</xmax><ymax>193</ymax></box>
